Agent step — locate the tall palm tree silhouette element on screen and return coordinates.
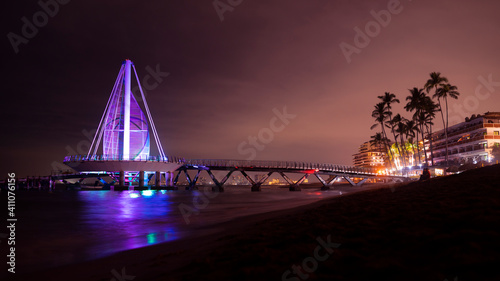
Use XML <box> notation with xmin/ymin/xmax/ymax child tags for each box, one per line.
<box><xmin>378</xmin><ymin>92</ymin><xmax>400</xmax><ymax>168</ymax></box>
<box><xmin>425</xmin><ymin>72</ymin><xmax>455</xmax><ymax>166</ymax></box>
<box><xmin>405</xmin><ymin>87</ymin><xmax>427</xmax><ymax>165</ymax></box>
<box><xmin>371</xmin><ymin>102</ymin><xmax>393</xmax><ymax>169</ymax></box>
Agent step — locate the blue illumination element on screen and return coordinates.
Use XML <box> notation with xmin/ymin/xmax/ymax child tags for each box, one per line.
<box><xmin>147</xmin><ymin>233</ymin><xmax>156</xmax><ymax>244</ymax></box>
<box><xmin>141</xmin><ymin>190</ymin><xmax>154</xmax><ymax>197</ymax></box>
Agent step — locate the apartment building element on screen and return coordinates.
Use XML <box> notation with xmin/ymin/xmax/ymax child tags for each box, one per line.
<box><xmin>353</xmin><ymin>141</ymin><xmax>386</xmax><ymax>168</ymax></box>
<box><xmin>429</xmin><ymin>112</ymin><xmax>500</xmax><ymax>165</ymax></box>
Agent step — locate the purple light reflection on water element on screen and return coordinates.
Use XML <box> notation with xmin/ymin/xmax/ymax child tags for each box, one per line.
<box><xmin>16</xmin><ymin>184</ymin><xmax>367</xmax><ymax>274</ymax></box>
<box><xmin>15</xmin><ymin>190</ymin><xmax>186</xmax><ymax>274</ymax></box>
<box><xmin>77</xmin><ymin>190</ymin><xmax>181</xmax><ymax>258</ymax></box>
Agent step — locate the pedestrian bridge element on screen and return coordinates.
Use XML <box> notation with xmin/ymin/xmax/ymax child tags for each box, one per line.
<box><xmin>180</xmin><ymin>159</ymin><xmax>408</xmax><ymax>191</ymax></box>
<box><xmin>58</xmin><ymin>60</ymin><xmax>410</xmax><ymax>192</ymax></box>
<box><xmin>61</xmin><ymin>156</ymin><xmax>409</xmax><ymax>191</ymax></box>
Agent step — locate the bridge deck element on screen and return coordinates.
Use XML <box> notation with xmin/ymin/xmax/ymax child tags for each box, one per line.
<box><xmin>178</xmin><ymin>159</ymin><xmax>408</xmax><ymax>191</ymax></box>
<box><xmin>56</xmin><ymin>157</ymin><xmax>410</xmax><ymax>191</ymax></box>
<box><xmin>184</xmin><ymin>159</ymin><xmax>404</xmax><ymax>177</ymax></box>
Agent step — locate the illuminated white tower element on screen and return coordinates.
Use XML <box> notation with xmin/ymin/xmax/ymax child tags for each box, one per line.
<box><xmin>123</xmin><ymin>59</ymin><xmax>132</xmax><ymax>160</ymax></box>
<box><xmin>64</xmin><ymin>59</ymin><xmax>180</xmax><ymax>188</ymax></box>
<box><xmin>87</xmin><ymin>59</ymin><xmax>166</xmax><ymax>161</ymax></box>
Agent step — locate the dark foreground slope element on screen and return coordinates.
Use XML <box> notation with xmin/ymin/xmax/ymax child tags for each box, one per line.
<box><xmin>164</xmin><ymin>165</ymin><xmax>500</xmax><ymax>281</ymax></box>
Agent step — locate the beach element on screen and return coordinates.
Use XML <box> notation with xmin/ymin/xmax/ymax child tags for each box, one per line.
<box><xmin>15</xmin><ymin>164</ymin><xmax>500</xmax><ymax>281</ymax></box>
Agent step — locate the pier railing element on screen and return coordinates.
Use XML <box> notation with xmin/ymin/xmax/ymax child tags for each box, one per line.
<box><xmin>63</xmin><ymin>155</ymin><xmax>186</xmax><ymax>163</ymax></box>
<box><xmin>185</xmin><ymin>159</ymin><xmax>400</xmax><ymax>176</ymax></box>
<box><xmin>63</xmin><ymin>156</ymin><xmax>403</xmax><ymax>177</ymax></box>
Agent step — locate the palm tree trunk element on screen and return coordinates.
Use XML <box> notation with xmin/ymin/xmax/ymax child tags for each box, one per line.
<box><xmin>392</xmin><ymin>131</ymin><xmax>401</xmax><ymax>168</ymax></box>
<box><xmin>437</xmin><ymin>97</ymin><xmax>448</xmax><ymax>166</ymax></box>
<box><xmin>388</xmin><ymin>115</ymin><xmax>405</xmax><ymax>169</ymax></box>
<box><xmin>410</xmin><ymin>140</ymin><xmax>417</xmax><ymax>166</ymax></box>
<box><xmin>380</xmin><ymin>123</ymin><xmax>394</xmax><ymax>170</ymax></box>
<box><xmin>399</xmin><ymin>135</ymin><xmax>404</xmax><ymax>167</ymax></box>
<box><xmin>415</xmin><ymin>132</ymin><xmax>421</xmax><ymax>165</ymax></box>
<box><xmin>400</xmin><ymin>135</ymin><xmax>407</xmax><ymax>167</ymax></box>
<box><xmin>421</xmin><ymin>123</ymin><xmax>428</xmax><ymax>165</ymax></box>
<box><xmin>445</xmin><ymin>96</ymin><xmax>449</xmax><ymax>166</ymax></box>
<box><xmin>392</xmin><ymin>130</ymin><xmax>405</xmax><ymax>168</ymax></box>
<box><xmin>427</xmin><ymin>124</ymin><xmax>435</xmax><ymax>166</ymax></box>
<box><xmin>378</xmin><ymin>142</ymin><xmax>384</xmax><ymax>168</ymax></box>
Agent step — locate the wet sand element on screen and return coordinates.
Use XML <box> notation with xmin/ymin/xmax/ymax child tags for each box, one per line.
<box><xmin>15</xmin><ymin>165</ymin><xmax>500</xmax><ymax>281</ymax></box>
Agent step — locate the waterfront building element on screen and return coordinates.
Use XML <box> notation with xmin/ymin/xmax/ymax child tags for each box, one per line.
<box><xmin>353</xmin><ymin>141</ymin><xmax>386</xmax><ymax>168</ymax></box>
<box><xmin>429</xmin><ymin>112</ymin><xmax>500</xmax><ymax>166</ymax></box>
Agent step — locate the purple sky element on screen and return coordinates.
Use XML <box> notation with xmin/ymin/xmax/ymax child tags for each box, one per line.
<box><xmin>2</xmin><ymin>0</ymin><xmax>500</xmax><ymax>177</ymax></box>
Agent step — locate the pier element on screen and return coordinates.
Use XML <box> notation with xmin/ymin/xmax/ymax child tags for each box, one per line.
<box><xmin>3</xmin><ymin>59</ymin><xmax>410</xmax><ymax>192</ymax></box>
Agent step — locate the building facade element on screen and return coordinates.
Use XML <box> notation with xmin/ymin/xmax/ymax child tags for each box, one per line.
<box><xmin>353</xmin><ymin>141</ymin><xmax>385</xmax><ymax>168</ymax></box>
<box><xmin>429</xmin><ymin>112</ymin><xmax>500</xmax><ymax>166</ymax></box>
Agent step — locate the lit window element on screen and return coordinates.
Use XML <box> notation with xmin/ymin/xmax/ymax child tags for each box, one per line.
<box><xmin>494</xmin><ymin>131</ymin><xmax>499</xmax><ymax>136</ymax></box>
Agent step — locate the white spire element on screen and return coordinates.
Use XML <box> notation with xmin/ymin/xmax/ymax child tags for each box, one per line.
<box><xmin>123</xmin><ymin>59</ymin><xmax>132</xmax><ymax>160</ymax></box>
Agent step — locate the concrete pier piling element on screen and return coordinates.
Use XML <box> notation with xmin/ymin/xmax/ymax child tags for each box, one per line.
<box><xmin>139</xmin><ymin>171</ymin><xmax>145</xmax><ymax>187</ymax></box>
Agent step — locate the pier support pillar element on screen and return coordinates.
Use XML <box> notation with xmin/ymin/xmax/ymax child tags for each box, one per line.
<box><xmin>289</xmin><ymin>184</ymin><xmax>301</xmax><ymax>191</ymax></box>
<box><xmin>155</xmin><ymin>171</ymin><xmax>161</xmax><ymax>187</ymax></box>
<box><xmin>212</xmin><ymin>185</ymin><xmax>224</xmax><ymax>192</ymax></box>
<box><xmin>164</xmin><ymin>172</ymin><xmax>170</xmax><ymax>186</ymax></box>
<box><xmin>165</xmin><ymin>172</ymin><xmax>178</xmax><ymax>190</ymax></box>
<box><xmin>119</xmin><ymin>171</ymin><xmax>125</xmax><ymax>186</ymax></box>
<box><xmin>343</xmin><ymin>176</ymin><xmax>368</xmax><ymax>187</ymax></box>
<box><xmin>169</xmin><ymin>172</ymin><xmax>174</xmax><ymax>186</ymax></box>
<box><xmin>251</xmin><ymin>184</ymin><xmax>261</xmax><ymax>192</ymax></box>
<box><xmin>315</xmin><ymin>174</ymin><xmax>337</xmax><ymax>190</ymax></box>
<box><xmin>139</xmin><ymin>171</ymin><xmax>145</xmax><ymax>187</ymax></box>
<box><xmin>186</xmin><ymin>170</ymin><xmax>200</xmax><ymax>191</ymax></box>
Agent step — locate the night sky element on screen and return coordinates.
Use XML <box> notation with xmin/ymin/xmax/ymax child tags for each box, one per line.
<box><xmin>2</xmin><ymin>0</ymin><xmax>500</xmax><ymax>177</ymax></box>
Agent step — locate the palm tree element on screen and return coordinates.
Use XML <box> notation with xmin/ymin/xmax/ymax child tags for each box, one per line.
<box><xmin>404</xmin><ymin>119</ymin><xmax>418</xmax><ymax>165</ymax></box>
<box><xmin>405</xmin><ymin>87</ymin><xmax>427</xmax><ymax>164</ymax></box>
<box><xmin>405</xmin><ymin>87</ymin><xmax>426</xmax><ymax>113</ymax></box>
<box><xmin>416</xmin><ymin>111</ymin><xmax>430</xmax><ymax>165</ymax></box>
<box><xmin>370</xmin><ymin>132</ymin><xmax>384</xmax><ymax>153</ymax></box>
<box><xmin>393</xmin><ymin>114</ymin><xmax>409</xmax><ymax>168</ymax></box>
<box><xmin>378</xmin><ymin>92</ymin><xmax>401</xmax><ymax>168</ymax></box>
<box><xmin>389</xmin><ymin>113</ymin><xmax>407</xmax><ymax>168</ymax></box>
<box><xmin>378</xmin><ymin>92</ymin><xmax>400</xmax><ymax>111</ymax></box>
<box><xmin>370</xmin><ymin>132</ymin><xmax>390</xmax><ymax>168</ymax></box>
<box><xmin>371</xmin><ymin>102</ymin><xmax>393</xmax><ymax>169</ymax></box>
<box><xmin>409</xmin><ymin>94</ymin><xmax>437</xmax><ymax>167</ymax></box>
<box><xmin>424</xmin><ymin>72</ymin><xmax>449</xmax><ymax>165</ymax></box>
<box><xmin>420</xmin><ymin>97</ymin><xmax>440</xmax><ymax>166</ymax></box>
<box><xmin>436</xmin><ymin>83</ymin><xmax>460</xmax><ymax>127</ymax></box>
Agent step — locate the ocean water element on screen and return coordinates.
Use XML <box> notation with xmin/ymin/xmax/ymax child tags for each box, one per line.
<box><xmin>6</xmin><ymin>185</ymin><xmax>369</xmax><ymax>273</ymax></box>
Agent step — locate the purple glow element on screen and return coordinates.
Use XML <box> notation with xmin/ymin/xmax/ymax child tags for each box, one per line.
<box><xmin>103</xmin><ymin>62</ymin><xmax>150</xmax><ymax>160</ymax></box>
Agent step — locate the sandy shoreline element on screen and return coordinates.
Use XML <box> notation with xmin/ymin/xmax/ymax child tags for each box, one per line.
<box><xmin>13</xmin><ymin>165</ymin><xmax>500</xmax><ymax>280</ymax></box>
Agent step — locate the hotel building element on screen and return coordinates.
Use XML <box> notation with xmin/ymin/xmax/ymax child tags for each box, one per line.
<box><xmin>353</xmin><ymin>141</ymin><xmax>386</xmax><ymax>168</ymax></box>
<box><xmin>429</xmin><ymin>112</ymin><xmax>500</xmax><ymax>165</ymax></box>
